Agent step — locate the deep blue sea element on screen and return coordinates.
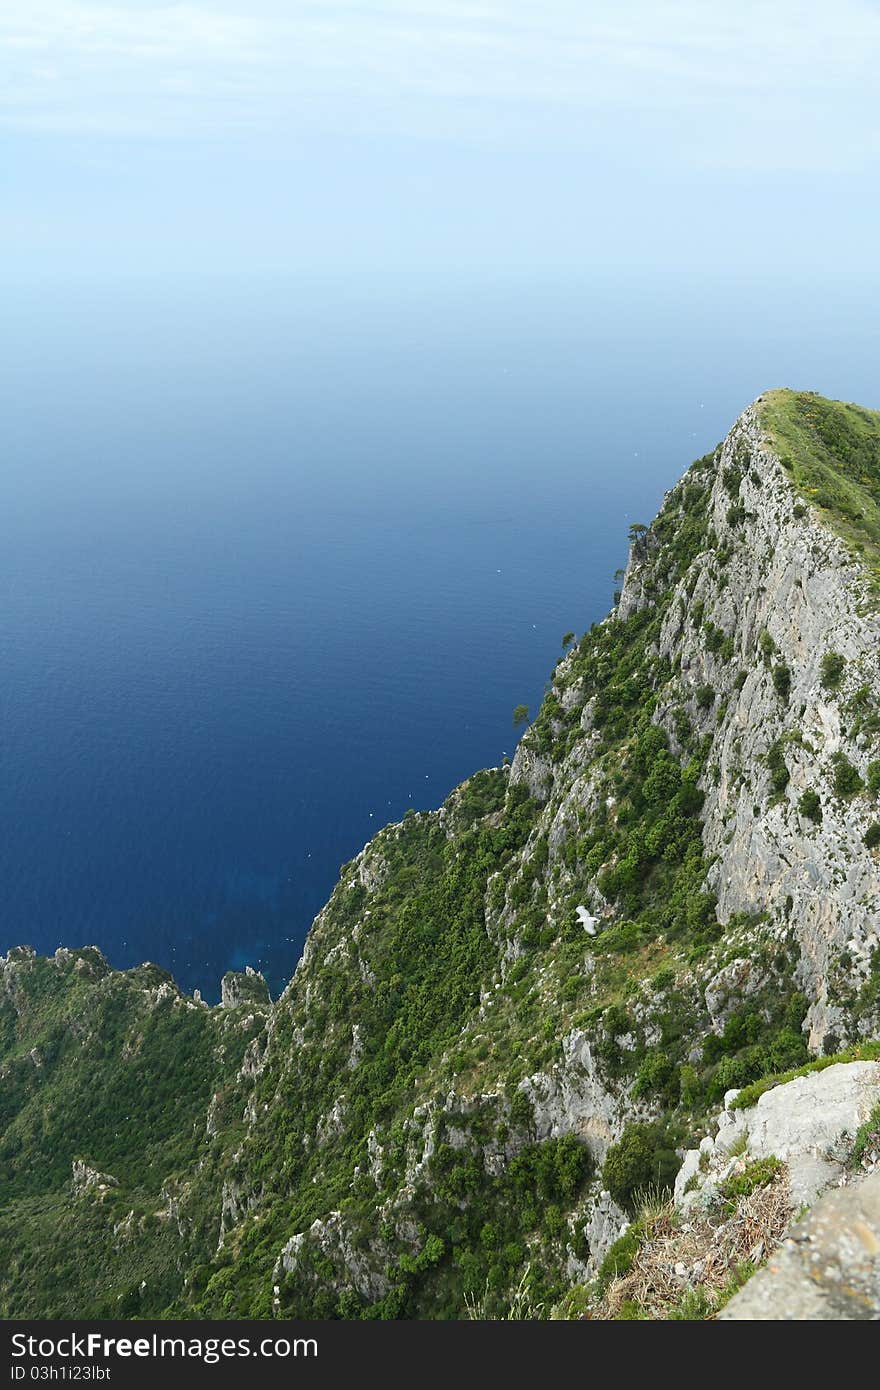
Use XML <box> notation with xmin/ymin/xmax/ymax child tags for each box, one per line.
<box><xmin>2</xmin><ymin>273</ymin><xmax>878</xmax><ymax>999</ymax></box>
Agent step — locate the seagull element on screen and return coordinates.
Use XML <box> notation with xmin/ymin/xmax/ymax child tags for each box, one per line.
<box><xmin>575</xmin><ymin>905</ymin><xmax>599</xmax><ymax>936</ymax></box>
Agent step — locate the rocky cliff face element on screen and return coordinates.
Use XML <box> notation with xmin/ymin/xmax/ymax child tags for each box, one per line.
<box><xmin>2</xmin><ymin>390</ymin><xmax>879</xmax><ymax>1320</ymax></box>
<box><xmin>641</xmin><ymin>401</ymin><xmax>880</xmax><ymax>1052</ymax></box>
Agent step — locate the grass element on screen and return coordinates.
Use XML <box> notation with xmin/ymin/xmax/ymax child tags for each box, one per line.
<box><xmin>757</xmin><ymin>390</ymin><xmax>880</xmax><ymax>589</ymax></box>
<box><xmin>592</xmin><ymin>1169</ymin><xmax>790</xmax><ymax>1320</ymax></box>
<box><xmin>851</xmin><ymin>1102</ymin><xmax>880</xmax><ymax>1168</ymax></box>
<box><xmin>718</xmin><ymin>1155</ymin><xmax>782</xmax><ymax>1209</ymax></box>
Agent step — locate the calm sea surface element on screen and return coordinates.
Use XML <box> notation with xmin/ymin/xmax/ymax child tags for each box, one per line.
<box><xmin>2</xmin><ymin>273</ymin><xmax>877</xmax><ymax>998</ymax></box>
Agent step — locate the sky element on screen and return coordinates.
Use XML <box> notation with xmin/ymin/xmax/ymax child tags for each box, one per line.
<box><xmin>1</xmin><ymin>1</ymin><xmax>879</xmax><ymax>277</ymax></box>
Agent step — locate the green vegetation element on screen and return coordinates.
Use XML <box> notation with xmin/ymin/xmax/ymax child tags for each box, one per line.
<box><xmin>832</xmin><ymin>752</ymin><xmax>863</xmax><ymax>798</ymax></box>
<box><xmin>772</xmin><ymin>664</ymin><xmax>792</xmax><ymax>701</ymax></box>
<box><xmin>601</xmin><ymin>1124</ymin><xmax>679</xmax><ymax>1215</ymax></box>
<box><xmin>335</xmin><ymin>1133</ymin><xmax>592</xmax><ymax>1319</ymax></box>
<box><xmin>697</xmin><ymin>991</ymin><xmax>808</xmax><ymax>1104</ymax></box>
<box><xmin>758</xmin><ymin>391</ymin><xmax>880</xmax><ymax>588</ymax></box>
<box><xmin>765</xmin><ymin>739</ymin><xmax>790</xmax><ymax>797</ymax></box>
<box><xmin>798</xmin><ymin>789</ymin><xmax>822</xmax><ymax>823</ymax></box>
<box><xmin>821</xmin><ymin>652</ymin><xmax>847</xmax><ymax>690</ymax></box>
<box><xmin>0</xmin><ymin>951</ymin><xmax>266</xmax><ymax>1316</ymax></box>
<box><xmin>718</xmin><ymin>1156</ymin><xmax>782</xmax><ymax>1209</ymax></box>
<box><xmin>596</xmin><ymin>1219</ymin><xmax>645</xmax><ymax>1291</ymax></box>
<box><xmin>865</xmin><ymin>823</ymin><xmax>880</xmax><ymax>850</ymax></box>
<box><xmin>512</xmin><ymin>704</ymin><xmax>529</xmax><ymax>727</ymax></box>
<box><xmin>851</xmin><ymin>1103</ymin><xmax>880</xmax><ymax>1167</ymax></box>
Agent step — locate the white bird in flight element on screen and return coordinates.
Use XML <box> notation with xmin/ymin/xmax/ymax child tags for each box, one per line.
<box><xmin>576</xmin><ymin>905</ymin><xmax>599</xmax><ymax>936</ymax></box>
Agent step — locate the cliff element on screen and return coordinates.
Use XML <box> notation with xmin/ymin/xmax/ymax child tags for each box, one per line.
<box><xmin>2</xmin><ymin>389</ymin><xmax>879</xmax><ymax>1320</ymax></box>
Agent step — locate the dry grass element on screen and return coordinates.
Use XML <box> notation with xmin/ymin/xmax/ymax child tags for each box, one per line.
<box><xmin>464</xmin><ymin>1266</ymin><xmax>545</xmax><ymax>1321</ymax></box>
<box><xmin>597</xmin><ymin>1169</ymin><xmax>792</xmax><ymax>1320</ymax></box>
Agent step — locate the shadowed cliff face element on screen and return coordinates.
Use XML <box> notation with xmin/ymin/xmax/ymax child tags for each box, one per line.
<box><xmin>2</xmin><ymin>392</ymin><xmax>879</xmax><ymax>1320</ymax></box>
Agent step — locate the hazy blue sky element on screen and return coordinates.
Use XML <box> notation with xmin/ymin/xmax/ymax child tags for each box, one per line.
<box><xmin>2</xmin><ymin>1</ymin><xmax>878</xmax><ymax>276</ymax></box>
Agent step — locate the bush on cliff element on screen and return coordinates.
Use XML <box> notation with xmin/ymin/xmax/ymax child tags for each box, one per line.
<box><xmin>601</xmin><ymin>1123</ymin><xmax>679</xmax><ymax>1215</ymax></box>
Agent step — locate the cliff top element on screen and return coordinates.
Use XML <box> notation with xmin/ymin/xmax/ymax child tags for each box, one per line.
<box><xmin>757</xmin><ymin>388</ymin><xmax>880</xmax><ymax>582</ymax></box>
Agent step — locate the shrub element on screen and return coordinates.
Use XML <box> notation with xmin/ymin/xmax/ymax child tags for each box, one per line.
<box><xmin>865</xmin><ymin>823</ymin><xmax>880</xmax><ymax>850</ymax></box>
<box><xmin>798</xmin><ymin>789</ymin><xmax>822</xmax><ymax>823</ymax></box>
<box><xmin>832</xmin><ymin>753</ymin><xmax>863</xmax><ymax>798</ymax></box>
<box><xmin>868</xmin><ymin>762</ymin><xmax>880</xmax><ymax>796</ymax></box>
<box><xmin>821</xmin><ymin>652</ymin><xmax>846</xmax><ymax>690</ymax></box>
<box><xmin>772</xmin><ymin>664</ymin><xmax>792</xmax><ymax>700</ymax></box>
<box><xmin>793</xmin><ymin>503</ymin><xmax>807</xmax><ymax>519</ymax></box>
<box><xmin>765</xmin><ymin>740</ymin><xmax>789</xmax><ymax>796</ymax></box>
<box><xmin>851</xmin><ymin>1103</ymin><xmax>880</xmax><ymax>1167</ymax></box>
<box><xmin>758</xmin><ymin>629</ymin><xmax>776</xmax><ymax>659</ymax></box>
<box><xmin>633</xmin><ymin>1051</ymin><xmax>679</xmax><ymax>1102</ymax></box>
<box><xmin>766</xmin><ymin>1026</ymin><xmax>809</xmax><ymax>1072</ymax></box>
<box><xmin>596</xmin><ymin>1223</ymin><xmax>643</xmax><ymax>1291</ymax></box>
<box><xmin>695</xmin><ymin>684</ymin><xmax>715</xmax><ymax>710</ymax></box>
<box><xmin>508</xmin><ymin>1090</ymin><xmax>534</xmax><ymax>1131</ymax></box>
<box><xmin>601</xmin><ymin>1123</ymin><xmax>679</xmax><ymax>1215</ymax></box>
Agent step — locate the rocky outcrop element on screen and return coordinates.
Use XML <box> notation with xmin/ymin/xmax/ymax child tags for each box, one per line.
<box><xmin>519</xmin><ymin>1030</ymin><xmax>631</xmax><ymax>1158</ymax></box>
<box><xmin>220</xmin><ymin>966</ymin><xmax>270</xmax><ymax>1010</ymax></box>
<box><xmin>274</xmin><ymin>1212</ymin><xmax>393</xmax><ymax>1302</ymax></box>
<box><xmin>72</xmin><ymin>1160</ymin><xmax>118</xmax><ymax>1196</ymax></box>
<box><xmin>677</xmin><ymin>1061</ymin><xmax>880</xmax><ymax>1211</ymax></box>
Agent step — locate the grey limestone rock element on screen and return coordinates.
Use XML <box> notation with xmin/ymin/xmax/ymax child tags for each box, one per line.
<box><xmin>72</xmin><ymin>1160</ymin><xmax>118</xmax><ymax>1195</ymax></box>
<box><xmin>720</xmin><ymin>1169</ymin><xmax>880</xmax><ymax>1320</ymax></box>
<box><xmin>676</xmin><ymin>1061</ymin><xmax>880</xmax><ymax>1212</ymax></box>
